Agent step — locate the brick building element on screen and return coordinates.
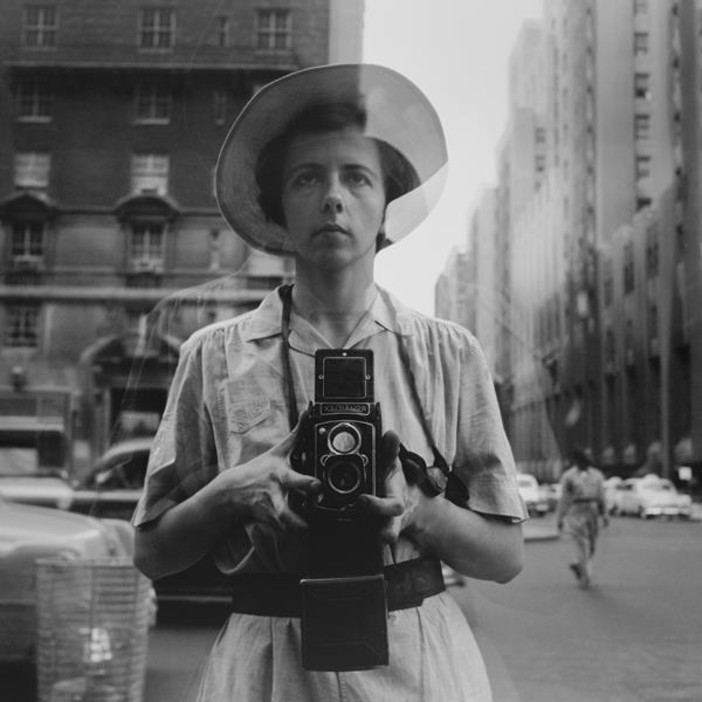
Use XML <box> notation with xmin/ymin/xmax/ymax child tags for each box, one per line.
<box><xmin>0</xmin><ymin>0</ymin><xmax>364</xmax><ymax>472</ymax></box>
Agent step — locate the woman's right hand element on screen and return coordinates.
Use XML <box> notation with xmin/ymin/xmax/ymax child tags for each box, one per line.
<box><xmin>212</xmin><ymin>424</ymin><xmax>321</xmax><ymax>531</ymax></box>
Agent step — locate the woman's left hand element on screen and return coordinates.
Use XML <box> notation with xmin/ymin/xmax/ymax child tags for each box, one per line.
<box><xmin>358</xmin><ymin>430</ymin><xmax>423</xmax><ymax>543</ymax></box>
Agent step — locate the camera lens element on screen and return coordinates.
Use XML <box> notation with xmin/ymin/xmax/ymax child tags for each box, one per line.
<box><xmin>325</xmin><ymin>456</ymin><xmax>363</xmax><ymax>496</ymax></box>
<box><xmin>327</xmin><ymin>423</ymin><xmax>361</xmax><ymax>454</ymax></box>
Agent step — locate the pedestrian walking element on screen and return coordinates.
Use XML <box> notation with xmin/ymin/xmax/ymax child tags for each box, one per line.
<box><xmin>557</xmin><ymin>448</ymin><xmax>609</xmax><ymax>587</ymax></box>
<box><xmin>132</xmin><ymin>63</ymin><xmax>528</xmax><ymax>701</ymax></box>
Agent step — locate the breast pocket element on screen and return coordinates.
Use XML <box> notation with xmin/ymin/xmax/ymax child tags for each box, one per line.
<box><xmin>219</xmin><ymin>377</ymin><xmax>273</xmax><ymax>434</ymax></box>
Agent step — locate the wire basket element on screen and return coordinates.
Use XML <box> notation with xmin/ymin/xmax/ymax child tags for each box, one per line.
<box><xmin>35</xmin><ymin>557</ymin><xmax>151</xmax><ymax>702</ymax></box>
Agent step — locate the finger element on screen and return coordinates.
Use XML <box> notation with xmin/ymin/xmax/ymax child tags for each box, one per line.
<box><xmin>280</xmin><ymin>465</ymin><xmax>321</xmax><ymax>493</ymax></box>
<box><xmin>378</xmin><ymin>430</ymin><xmax>401</xmax><ymax>470</ymax></box>
<box><xmin>379</xmin><ymin>517</ymin><xmax>402</xmax><ymax>545</ymax></box>
<box><xmin>359</xmin><ymin>493</ymin><xmax>404</xmax><ymax>517</ymax></box>
<box><xmin>277</xmin><ymin>505</ymin><xmax>310</xmax><ymax>531</ymax></box>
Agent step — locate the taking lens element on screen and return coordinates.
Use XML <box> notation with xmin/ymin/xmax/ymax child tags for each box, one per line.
<box><xmin>325</xmin><ymin>456</ymin><xmax>363</xmax><ymax>496</ymax></box>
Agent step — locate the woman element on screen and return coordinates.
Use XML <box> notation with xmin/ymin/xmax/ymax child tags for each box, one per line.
<box><xmin>133</xmin><ymin>63</ymin><xmax>527</xmax><ymax>701</ymax></box>
<box><xmin>557</xmin><ymin>448</ymin><xmax>609</xmax><ymax>588</ymax></box>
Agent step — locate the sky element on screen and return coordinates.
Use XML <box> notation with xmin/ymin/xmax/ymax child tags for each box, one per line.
<box><xmin>362</xmin><ymin>0</ymin><xmax>544</xmax><ymax>315</ymax></box>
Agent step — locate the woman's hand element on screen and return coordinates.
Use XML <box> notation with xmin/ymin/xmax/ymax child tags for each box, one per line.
<box><xmin>358</xmin><ymin>430</ymin><xmax>423</xmax><ymax>543</ymax></box>
<box><xmin>212</xmin><ymin>421</ymin><xmax>321</xmax><ymax>532</ymax></box>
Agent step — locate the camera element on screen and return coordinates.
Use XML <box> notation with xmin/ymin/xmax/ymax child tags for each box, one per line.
<box><xmin>291</xmin><ymin>349</ymin><xmax>382</xmax><ymax>523</ymax></box>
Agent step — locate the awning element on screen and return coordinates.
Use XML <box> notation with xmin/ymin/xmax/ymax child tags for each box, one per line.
<box><xmin>601</xmin><ymin>446</ymin><xmax>616</xmax><ymax>466</ymax></box>
<box><xmin>622</xmin><ymin>443</ymin><xmax>638</xmax><ymax>465</ymax></box>
<box><xmin>646</xmin><ymin>440</ymin><xmax>662</xmax><ymax>459</ymax></box>
<box><xmin>674</xmin><ymin>436</ymin><xmax>693</xmax><ymax>464</ymax></box>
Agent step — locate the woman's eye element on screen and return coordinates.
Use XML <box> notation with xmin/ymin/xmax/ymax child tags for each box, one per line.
<box><xmin>292</xmin><ymin>172</ymin><xmax>318</xmax><ymax>187</ymax></box>
<box><xmin>345</xmin><ymin>171</ymin><xmax>370</xmax><ymax>186</ymax></box>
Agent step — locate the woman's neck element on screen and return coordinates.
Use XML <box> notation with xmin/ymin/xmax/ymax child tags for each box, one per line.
<box><xmin>292</xmin><ymin>265</ymin><xmax>378</xmax><ymax>347</ymax></box>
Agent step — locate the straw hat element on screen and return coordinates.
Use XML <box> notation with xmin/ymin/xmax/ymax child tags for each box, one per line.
<box><xmin>215</xmin><ymin>63</ymin><xmax>448</xmax><ymax>256</ymax></box>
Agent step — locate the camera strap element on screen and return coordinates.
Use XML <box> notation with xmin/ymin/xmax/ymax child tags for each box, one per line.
<box><xmin>280</xmin><ymin>284</ymin><xmax>300</xmax><ymax>430</ymax></box>
<box><xmin>279</xmin><ymin>284</ymin><xmax>458</xmax><ymax>500</ymax></box>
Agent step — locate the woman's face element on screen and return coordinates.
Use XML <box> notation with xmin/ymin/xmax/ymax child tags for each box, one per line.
<box><xmin>280</xmin><ymin>127</ymin><xmax>387</xmax><ymax>271</ymax></box>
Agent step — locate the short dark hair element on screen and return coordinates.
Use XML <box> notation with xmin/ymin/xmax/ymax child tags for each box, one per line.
<box><xmin>255</xmin><ymin>101</ymin><xmax>420</xmax><ymax>250</ymax></box>
<box><xmin>571</xmin><ymin>448</ymin><xmax>593</xmax><ymax>468</ymax></box>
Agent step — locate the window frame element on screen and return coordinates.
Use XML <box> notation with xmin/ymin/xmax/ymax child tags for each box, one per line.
<box><xmin>5</xmin><ymin>305</ymin><xmax>41</xmax><ymax>348</ymax></box>
<box><xmin>129</xmin><ymin>223</ymin><xmax>166</xmax><ymax>270</ymax></box>
<box><xmin>255</xmin><ymin>9</ymin><xmax>292</xmax><ymax>52</ymax></box>
<box><xmin>634</xmin><ymin>114</ymin><xmax>651</xmax><ymax>140</ymax></box>
<box><xmin>14</xmin><ymin>152</ymin><xmax>51</xmax><ymax>190</ymax></box>
<box><xmin>633</xmin><ymin>32</ymin><xmax>649</xmax><ymax>57</ymax></box>
<box><xmin>22</xmin><ymin>4</ymin><xmax>58</xmax><ymax>48</ymax></box>
<box><xmin>130</xmin><ymin>153</ymin><xmax>170</xmax><ymax>195</ymax></box>
<box><xmin>16</xmin><ymin>81</ymin><xmax>53</xmax><ymax>122</ymax></box>
<box><xmin>138</xmin><ymin>7</ymin><xmax>176</xmax><ymax>51</ymax></box>
<box><xmin>10</xmin><ymin>221</ymin><xmax>46</xmax><ymax>266</ymax></box>
<box><xmin>134</xmin><ymin>84</ymin><xmax>172</xmax><ymax>124</ymax></box>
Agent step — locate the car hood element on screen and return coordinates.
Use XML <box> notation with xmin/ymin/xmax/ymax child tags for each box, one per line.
<box><xmin>0</xmin><ymin>500</ymin><xmax>129</xmax><ymax>557</ymax></box>
<box><xmin>0</xmin><ymin>477</ymin><xmax>73</xmax><ymax>509</ymax></box>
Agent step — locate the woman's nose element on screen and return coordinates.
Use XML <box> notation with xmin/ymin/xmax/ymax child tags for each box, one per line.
<box><xmin>321</xmin><ymin>177</ymin><xmax>343</xmax><ymax>213</ymax></box>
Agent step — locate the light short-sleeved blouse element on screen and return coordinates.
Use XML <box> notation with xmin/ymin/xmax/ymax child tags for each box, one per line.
<box><xmin>133</xmin><ymin>286</ymin><xmax>528</xmax><ymax>701</ymax></box>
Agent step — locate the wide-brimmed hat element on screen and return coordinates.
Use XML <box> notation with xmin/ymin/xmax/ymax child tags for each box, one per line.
<box><xmin>215</xmin><ymin>63</ymin><xmax>448</xmax><ymax>256</ymax></box>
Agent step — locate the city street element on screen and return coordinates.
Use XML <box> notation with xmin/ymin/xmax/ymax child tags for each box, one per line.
<box><xmin>3</xmin><ymin>515</ymin><xmax>701</xmax><ymax>701</ymax></box>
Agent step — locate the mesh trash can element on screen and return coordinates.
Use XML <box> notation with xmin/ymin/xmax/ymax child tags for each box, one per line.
<box><xmin>35</xmin><ymin>557</ymin><xmax>151</xmax><ymax>702</ymax></box>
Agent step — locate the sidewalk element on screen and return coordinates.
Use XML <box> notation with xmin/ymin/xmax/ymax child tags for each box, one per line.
<box><xmin>523</xmin><ymin>519</ymin><xmax>559</xmax><ymax>542</ymax></box>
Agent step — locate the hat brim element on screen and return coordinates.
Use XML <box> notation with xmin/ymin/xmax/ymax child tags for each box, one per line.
<box><xmin>215</xmin><ymin>63</ymin><xmax>448</xmax><ymax>256</ymax></box>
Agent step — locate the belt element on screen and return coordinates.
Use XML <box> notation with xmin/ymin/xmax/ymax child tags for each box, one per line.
<box><xmin>230</xmin><ymin>557</ymin><xmax>445</xmax><ymax>618</ymax></box>
<box><xmin>572</xmin><ymin>497</ymin><xmax>599</xmax><ymax>503</ymax></box>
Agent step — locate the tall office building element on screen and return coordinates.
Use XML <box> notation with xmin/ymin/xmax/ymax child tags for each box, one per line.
<box><xmin>501</xmin><ymin>0</ymin><xmax>701</xmax><ymax>477</ymax></box>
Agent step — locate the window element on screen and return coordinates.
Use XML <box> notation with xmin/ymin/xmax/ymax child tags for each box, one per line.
<box><xmin>130</xmin><ymin>224</ymin><xmax>164</xmax><ymax>269</ymax></box>
<box><xmin>646</xmin><ymin>234</ymin><xmax>659</xmax><ymax>278</ymax></box>
<box><xmin>138</xmin><ymin>8</ymin><xmax>175</xmax><ymax>50</ymax></box>
<box><xmin>5</xmin><ymin>306</ymin><xmax>40</xmax><ymax>348</ymax></box>
<box><xmin>624</xmin><ymin>242</ymin><xmax>635</xmax><ymax>293</ymax></box>
<box><xmin>634</xmin><ymin>114</ymin><xmax>650</xmax><ymax>140</ymax></box>
<box><xmin>14</xmin><ymin>152</ymin><xmax>50</xmax><ymax>190</ymax></box>
<box><xmin>635</xmin><ymin>154</ymin><xmax>651</xmax><ymax>179</ymax></box>
<box><xmin>23</xmin><ymin>5</ymin><xmax>58</xmax><ymax>47</ymax></box>
<box><xmin>135</xmin><ymin>85</ymin><xmax>171</xmax><ymax>123</ymax></box>
<box><xmin>11</xmin><ymin>222</ymin><xmax>45</xmax><ymax>265</ymax></box>
<box><xmin>634</xmin><ymin>73</ymin><xmax>651</xmax><ymax>99</ymax></box>
<box><xmin>217</xmin><ymin>16</ymin><xmax>229</xmax><ymax>48</ymax></box>
<box><xmin>213</xmin><ymin>90</ymin><xmax>227</xmax><ymax>125</ymax></box>
<box><xmin>256</xmin><ymin>9</ymin><xmax>292</xmax><ymax>51</ymax></box>
<box><xmin>603</xmin><ymin>267</ymin><xmax>614</xmax><ymax>307</ymax></box>
<box><xmin>131</xmin><ymin>154</ymin><xmax>169</xmax><ymax>195</ymax></box>
<box><xmin>605</xmin><ymin>328</ymin><xmax>615</xmax><ymax>364</ymax></box>
<box><xmin>16</xmin><ymin>81</ymin><xmax>53</xmax><ymax>121</ymax></box>
<box><xmin>634</xmin><ymin>32</ymin><xmax>649</xmax><ymax>56</ymax></box>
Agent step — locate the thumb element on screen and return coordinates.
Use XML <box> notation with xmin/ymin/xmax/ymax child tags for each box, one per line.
<box><xmin>378</xmin><ymin>430</ymin><xmax>401</xmax><ymax>473</ymax></box>
<box><xmin>281</xmin><ymin>465</ymin><xmax>321</xmax><ymax>492</ymax></box>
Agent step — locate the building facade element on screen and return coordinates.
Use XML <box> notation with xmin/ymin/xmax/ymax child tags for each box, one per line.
<box><xmin>437</xmin><ymin>0</ymin><xmax>702</xmax><ymax>482</ymax></box>
<box><xmin>0</xmin><ymin>0</ymin><xmax>364</xmax><ymax>473</ymax></box>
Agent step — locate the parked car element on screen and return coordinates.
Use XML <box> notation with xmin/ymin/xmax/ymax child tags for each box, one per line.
<box><xmin>539</xmin><ymin>482</ymin><xmax>562</xmax><ymax>513</ymax></box>
<box><xmin>604</xmin><ymin>476</ymin><xmax>623</xmax><ymax>515</ymax></box>
<box><xmin>517</xmin><ymin>473</ymin><xmax>549</xmax><ymax>517</ymax></box>
<box><xmin>69</xmin><ymin>439</ymin><xmax>232</xmax><ymax>605</ymax></box>
<box><xmin>614</xmin><ymin>475</ymin><xmax>692</xmax><ymax>519</ymax></box>
<box><xmin>0</xmin><ymin>446</ymin><xmax>73</xmax><ymax>510</ymax></box>
<box><xmin>0</xmin><ymin>494</ymin><xmax>138</xmax><ymax>664</ymax></box>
